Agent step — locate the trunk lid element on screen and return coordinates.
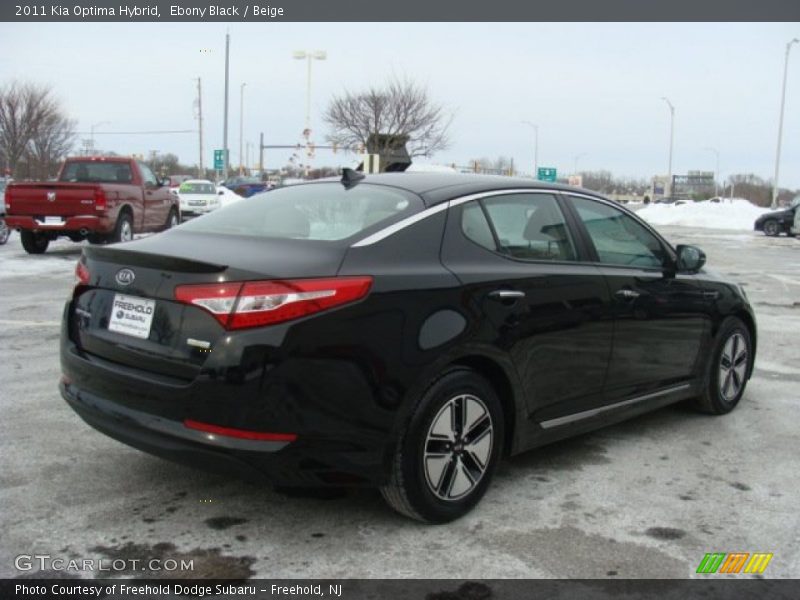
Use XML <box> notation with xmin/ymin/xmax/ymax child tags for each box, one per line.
<box><xmin>70</xmin><ymin>230</ymin><xmax>348</xmax><ymax>380</ymax></box>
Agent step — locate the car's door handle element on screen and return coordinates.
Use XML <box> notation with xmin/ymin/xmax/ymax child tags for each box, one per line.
<box><xmin>488</xmin><ymin>290</ymin><xmax>526</xmax><ymax>301</ymax></box>
<box><xmin>615</xmin><ymin>289</ymin><xmax>641</xmax><ymax>300</ymax></box>
<box><xmin>703</xmin><ymin>291</ymin><xmax>720</xmax><ymax>299</ymax></box>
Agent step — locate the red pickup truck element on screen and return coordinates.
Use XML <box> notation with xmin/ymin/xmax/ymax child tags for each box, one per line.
<box><xmin>4</xmin><ymin>156</ymin><xmax>180</xmax><ymax>254</ymax></box>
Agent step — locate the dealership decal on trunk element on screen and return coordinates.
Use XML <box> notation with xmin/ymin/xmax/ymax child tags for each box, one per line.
<box><xmin>108</xmin><ymin>294</ymin><xmax>155</xmax><ymax>339</ymax></box>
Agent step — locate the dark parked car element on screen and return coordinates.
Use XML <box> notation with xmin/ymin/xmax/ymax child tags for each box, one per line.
<box><xmin>754</xmin><ymin>206</ymin><xmax>797</xmax><ymax>236</ymax></box>
<box><xmin>222</xmin><ymin>176</ymin><xmax>269</xmax><ymax>197</ymax></box>
<box><xmin>60</xmin><ymin>172</ymin><xmax>757</xmax><ymax>522</ymax></box>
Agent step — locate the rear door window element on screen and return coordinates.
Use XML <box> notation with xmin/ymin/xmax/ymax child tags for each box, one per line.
<box><xmin>475</xmin><ymin>193</ymin><xmax>577</xmax><ymax>261</ymax></box>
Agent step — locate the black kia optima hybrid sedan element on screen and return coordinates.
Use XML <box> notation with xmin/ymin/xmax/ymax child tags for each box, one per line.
<box><xmin>60</xmin><ymin>172</ymin><xmax>756</xmax><ymax>522</ymax></box>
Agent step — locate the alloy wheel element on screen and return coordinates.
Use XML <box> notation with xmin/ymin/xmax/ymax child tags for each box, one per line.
<box><xmin>719</xmin><ymin>332</ymin><xmax>747</xmax><ymax>401</ymax></box>
<box><xmin>423</xmin><ymin>394</ymin><xmax>493</xmax><ymax>501</ymax></box>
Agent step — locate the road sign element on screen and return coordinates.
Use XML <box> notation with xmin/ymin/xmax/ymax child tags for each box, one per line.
<box><xmin>537</xmin><ymin>167</ymin><xmax>557</xmax><ymax>182</ymax></box>
<box><xmin>213</xmin><ymin>149</ymin><xmax>227</xmax><ymax>170</ymax></box>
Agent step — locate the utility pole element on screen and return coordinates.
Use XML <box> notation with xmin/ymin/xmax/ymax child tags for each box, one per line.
<box><xmin>239</xmin><ymin>82</ymin><xmax>246</xmax><ymax>175</ymax></box>
<box><xmin>223</xmin><ymin>31</ymin><xmax>230</xmax><ymax>181</ymax></box>
<box><xmin>522</xmin><ymin>121</ymin><xmax>539</xmax><ymax>176</ymax></box>
<box><xmin>771</xmin><ymin>38</ymin><xmax>799</xmax><ymax>209</ymax></box>
<box><xmin>259</xmin><ymin>132</ymin><xmax>264</xmax><ymax>173</ymax></box>
<box><xmin>196</xmin><ymin>77</ymin><xmax>204</xmax><ymax>179</ymax></box>
<box><xmin>661</xmin><ymin>97</ymin><xmax>675</xmax><ymax>197</ymax></box>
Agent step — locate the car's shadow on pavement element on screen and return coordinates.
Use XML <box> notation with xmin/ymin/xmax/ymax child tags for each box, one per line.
<box><xmin>107</xmin><ymin>401</ymin><xmax>706</xmax><ymax>530</ymax></box>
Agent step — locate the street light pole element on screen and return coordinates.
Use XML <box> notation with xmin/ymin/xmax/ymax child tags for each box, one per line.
<box><xmin>223</xmin><ymin>31</ymin><xmax>230</xmax><ymax>181</ymax></box>
<box><xmin>661</xmin><ymin>97</ymin><xmax>675</xmax><ymax>198</ymax></box>
<box><xmin>703</xmin><ymin>146</ymin><xmax>720</xmax><ymax>197</ymax></box>
<box><xmin>239</xmin><ymin>82</ymin><xmax>246</xmax><ymax>175</ymax></box>
<box><xmin>771</xmin><ymin>38</ymin><xmax>799</xmax><ymax>209</ymax></box>
<box><xmin>293</xmin><ymin>50</ymin><xmax>327</xmax><ymax>133</ymax></box>
<box><xmin>522</xmin><ymin>121</ymin><xmax>539</xmax><ymax>176</ymax></box>
<box><xmin>195</xmin><ymin>77</ymin><xmax>203</xmax><ymax>178</ymax></box>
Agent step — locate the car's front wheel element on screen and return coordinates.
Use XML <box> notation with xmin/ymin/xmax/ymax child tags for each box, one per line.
<box><xmin>762</xmin><ymin>219</ymin><xmax>780</xmax><ymax>236</ymax></box>
<box><xmin>694</xmin><ymin>316</ymin><xmax>752</xmax><ymax>415</ymax></box>
<box><xmin>381</xmin><ymin>368</ymin><xmax>504</xmax><ymax>523</ymax></box>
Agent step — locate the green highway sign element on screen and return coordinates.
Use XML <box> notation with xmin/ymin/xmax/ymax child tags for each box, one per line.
<box><xmin>213</xmin><ymin>149</ymin><xmax>226</xmax><ymax>170</ymax></box>
<box><xmin>537</xmin><ymin>167</ymin><xmax>557</xmax><ymax>182</ymax></box>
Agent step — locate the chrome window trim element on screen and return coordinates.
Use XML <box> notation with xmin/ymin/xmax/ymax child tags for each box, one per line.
<box><xmin>539</xmin><ymin>383</ymin><xmax>692</xmax><ymax>430</ymax></box>
<box><xmin>352</xmin><ymin>188</ymin><xmax>586</xmax><ymax>248</ymax></box>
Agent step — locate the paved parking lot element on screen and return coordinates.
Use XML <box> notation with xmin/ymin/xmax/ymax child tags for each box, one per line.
<box><xmin>0</xmin><ymin>226</ymin><xmax>798</xmax><ymax>579</ymax></box>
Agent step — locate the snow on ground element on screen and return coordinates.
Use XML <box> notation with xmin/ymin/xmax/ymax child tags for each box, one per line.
<box><xmin>636</xmin><ymin>198</ymin><xmax>771</xmax><ymax>231</ymax></box>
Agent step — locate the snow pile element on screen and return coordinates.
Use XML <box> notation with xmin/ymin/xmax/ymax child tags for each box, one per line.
<box><xmin>406</xmin><ymin>162</ymin><xmax>457</xmax><ymax>173</ymax></box>
<box><xmin>637</xmin><ymin>199</ymin><xmax>771</xmax><ymax>231</ymax></box>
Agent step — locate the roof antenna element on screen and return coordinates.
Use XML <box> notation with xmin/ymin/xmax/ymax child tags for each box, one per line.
<box><xmin>341</xmin><ymin>167</ymin><xmax>365</xmax><ymax>189</ymax></box>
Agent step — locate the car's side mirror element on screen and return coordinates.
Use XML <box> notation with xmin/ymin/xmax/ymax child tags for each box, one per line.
<box><xmin>158</xmin><ymin>178</ymin><xmax>170</xmax><ymax>187</ymax></box>
<box><xmin>676</xmin><ymin>244</ymin><xmax>706</xmax><ymax>273</ymax></box>
<box><xmin>218</xmin><ymin>190</ymin><xmax>225</xmax><ymax>195</ymax></box>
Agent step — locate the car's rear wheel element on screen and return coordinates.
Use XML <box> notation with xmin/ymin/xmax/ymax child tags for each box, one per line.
<box><xmin>111</xmin><ymin>213</ymin><xmax>133</xmax><ymax>244</ymax></box>
<box><xmin>693</xmin><ymin>316</ymin><xmax>752</xmax><ymax>415</ymax></box>
<box><xmin>762</xmin><ymin>219</ymin><xmax>780</xmax><ymax>236</ymax></box>
<box><xmin>381</xmin><ymin>368</ymin><xmax>504</xmax><ymax>523</ymax></box>
<box><xmin>20</xmin><ymin>230</ymin><xmax>49</xmax><ymax>254</ymax></box>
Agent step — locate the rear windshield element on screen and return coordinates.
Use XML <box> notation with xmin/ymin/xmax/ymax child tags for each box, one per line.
<box><xmin>179</xmin><ymin>182</ymin><xmax>215</xmax><ymax>194</ymax></box>
<box><xmin>178</xmin><ymin>182</ymin><xmax>422</xmax><ymax>241</ymax></box>
<box><xmin>60</xmin><ymin>161</ymin><xmax>132</xmax><ymax>184</ymax></box>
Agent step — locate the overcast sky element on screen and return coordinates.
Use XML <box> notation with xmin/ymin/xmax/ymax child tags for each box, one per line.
<box><xmin>1</xmin><ymin>22</ymin><xmax>798</xmax><ymax>187</ymax></box>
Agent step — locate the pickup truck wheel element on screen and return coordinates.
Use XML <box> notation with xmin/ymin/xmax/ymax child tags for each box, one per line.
<box><xmin>112</xmin><ymin>213</ymin><xmax>133</xmax><ymax>244</ymax></box>
<box><xmin>165</xmin><ymin>208</ymin><xmax>179</xmax><ymax>230</ymax></box>
<box><xmin>762</xmin><ymin>219</ymin><xmax>779</xmax><ymax>236</ymax></box>
<box><xmin>20</xmin><ymin>230</ymin><xmax>49</xmax><ymax>254</ymax></box>
<box><xmin>0</xmin><ymin>219</ymin><xmax>10</xmax><ymax>245</ymax></box>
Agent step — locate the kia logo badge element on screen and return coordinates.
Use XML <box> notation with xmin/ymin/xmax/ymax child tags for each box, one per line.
<box><xmin>47</xmin><ymin>191</ymin><xmax>56</xmax><ymax>202</ymax></box>
<box><xmin>115</xmin><ymin>268</ymin><xmax>135</xmax><ymax>286</ymax></box>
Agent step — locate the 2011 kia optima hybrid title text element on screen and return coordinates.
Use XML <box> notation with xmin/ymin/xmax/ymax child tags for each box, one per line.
<box><xmin>59</xmin><ymin>172</ymin><xmax>756</xmax><ymax>522</ymax></box>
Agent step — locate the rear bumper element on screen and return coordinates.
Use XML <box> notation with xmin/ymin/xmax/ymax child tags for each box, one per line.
<box><xmin>6</xmin><ymin>214</ymin><xmax>113</xmax><ymax>233</ymax></box>
<box><xmin>59</xmin><ymin>312</ymin><xmax>391</xmax><ymax>487</ymax></box>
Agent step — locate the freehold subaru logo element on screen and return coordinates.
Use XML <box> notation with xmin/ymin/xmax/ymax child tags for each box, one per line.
<box><xmin>115</xmin><ymin>268</ymin><xmax>135</xmax><ymax>286</ymax></box>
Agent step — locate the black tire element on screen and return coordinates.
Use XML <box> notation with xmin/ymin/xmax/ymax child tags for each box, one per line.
<box><xmin>762</xmin><ymin>219</ymin><xmax>780</xmax><ymax>237</ymax></box>
<box><xmin>164</xmin><ymin>207</ymin><xmax>179</xmax><ymax>230</ymax></box>
<box><xmin>20</xmin><ymin>230</ymin><xmax>49</xmax><ymax>254</ymax></box>
<box><xmin>693</xmin><ymin>316</ymin><xmax>752</xmax><ymax>415</ymax></box>
<box><xmin>111</xmin><ymin>212</ymin><xmax>133</xmax><ymax>244</ymax></box>
<box><xmin>0</xmin><ymin>218</ymin><xmax>10</xmax><ymax>245</ymax></box>
<box><xmin>381</xmin><ymin>367</ymin><xmax>504</xmax><ymax>523</ymax></box>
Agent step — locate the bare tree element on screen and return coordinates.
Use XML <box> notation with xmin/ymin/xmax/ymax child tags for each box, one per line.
<box><xmin>323</xmin><ymin>77</ymin><xmax>451</xmax><ymax>158</ymax></box>
<box><xmin>0</xmin><ymin>81</ymin><xmax>75</xmax><ymax>178</ymax></box>
<box><xmin>26</xmin><ymin>110</ymin><xmax>76</xmax><ymax>179</ymax></box>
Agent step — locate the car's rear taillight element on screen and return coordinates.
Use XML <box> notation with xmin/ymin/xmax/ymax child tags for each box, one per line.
<box><xmin>75</xmin><ymin>260</ymin><xmax>90</xmax><ymax>285</ymax></box>
<box><xmin>174</xmin><ymin>276</ymin><xmax>372</xmax><ymax>330</ymax></box>
<box><xmin>94</xmin><ymin>188</ymin><xmax>107</xmax><ymax>211</ymax></box>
